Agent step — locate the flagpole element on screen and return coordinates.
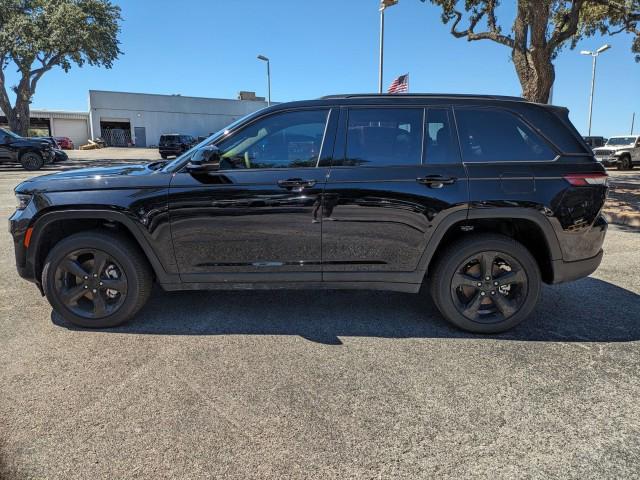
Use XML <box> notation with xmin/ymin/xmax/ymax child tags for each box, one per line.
<box><xmin>378</xmin><ymin>6</ymin><xmax>385</xmax><ymax>94</ymax></box>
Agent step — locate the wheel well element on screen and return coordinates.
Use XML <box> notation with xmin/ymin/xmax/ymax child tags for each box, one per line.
<box><xmin>33</xmin><ymin>218</ymin><xmax>154</xmax><ymax>282</ymax></box>
<box><xmin>428</xmin><ymin>218</ymin><xmax>554</xmax><ymax>283</ymax></box>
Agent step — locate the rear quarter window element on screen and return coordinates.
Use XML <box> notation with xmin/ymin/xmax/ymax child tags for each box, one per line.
<box><xmin>454</xmin><ymin>107</ymin><xmax>556</xmax><ymax>162</ymax></box>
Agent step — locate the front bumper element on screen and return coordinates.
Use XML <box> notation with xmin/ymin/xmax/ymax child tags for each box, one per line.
<box><xmin>595</xmin><ymin>156</ymin><xmax>619</xmax><ymax>167</ymax></box>
<box><xmin>9</xmin><ymin>203</ymin><xmax>38</xmax><ymax>285</ymax></box>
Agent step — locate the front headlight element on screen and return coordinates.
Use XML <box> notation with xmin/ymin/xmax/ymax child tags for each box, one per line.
<box><xmin>16</xmin><ymin>193</ymin><xmax>32</xmax><ymax>210</ymax></box>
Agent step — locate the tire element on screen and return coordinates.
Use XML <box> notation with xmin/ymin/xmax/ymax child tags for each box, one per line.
<box><xmin>429</xmin><ymin>233</ymin><xmax>542</xmax><ymax>334</ymax></box>
<box><xmin>42</xmin><ymin>231</ymin><xmax>152</xmax><ymax>328</ymax></box>
<box><xmin>20</xmin><ymin>151</ymin><xmax>44</xmax><ymax>171</ymax></box>
<box><xmin>161</xmin><ymin>154</ymin><xmax>167</xmax><ymax>159</ymax></box>
<box><xmin>617</xmin><ymin>155</ymin><xmax>631</xmax><ymax>170</ymax></box>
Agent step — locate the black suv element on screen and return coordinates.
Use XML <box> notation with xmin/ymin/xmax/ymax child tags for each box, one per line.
<box><xmin>159</xmin><ymin>134</ymin><xmax>197</xmax><ymax>159</ymax></box>
<box><xmin>1</xmin><ymin>128</ymin><xmax>54</xmax><ymax>170</ymax></box>
<box><xmin>10</xmin><ymin>94</ymin><xmax>608</xmax><ymax>333</ymax></box>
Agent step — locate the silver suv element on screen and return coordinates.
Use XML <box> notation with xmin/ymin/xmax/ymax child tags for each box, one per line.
<box><xmin>593</xmin><ymin>135</ymin><xmax>640</xmax><ymax>170</ymax></box>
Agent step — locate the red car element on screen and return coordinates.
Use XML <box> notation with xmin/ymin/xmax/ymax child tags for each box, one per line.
<box><xmin>54</xmin><ymin>137</ymin><xmax>74</xmax><ymax>150</ymax></box>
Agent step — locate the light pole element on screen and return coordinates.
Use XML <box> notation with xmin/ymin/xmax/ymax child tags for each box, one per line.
<box><xmin>580</xmin><ymin>44</ymin><xmax>611</xmax><ymax>136</ymax></box>
<box><xmin>257</xmin><ymin>55</ymin><xmax>271</xmax><ymax>106</ymax></box>
<box><xmin>378</xmin><ymin>0</ymin><xmax>398</xmax><ymax>94</ymax></box>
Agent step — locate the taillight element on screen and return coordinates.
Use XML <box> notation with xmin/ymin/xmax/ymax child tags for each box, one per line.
<box><xmin>563</xmin><ymin>172</ymin><xmax>608</xmax><ymax>186</ymax></box>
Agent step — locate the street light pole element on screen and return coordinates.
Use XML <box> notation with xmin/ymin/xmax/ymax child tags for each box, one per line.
<box><xmin>378</xmin><ymin>0</ymin><xmax>398</xmax><ymax>94</ymax></box>
<box><xmin>581</xmin><ymin>44</ymin><xmax>611</xmax><ymax>136</ymax></box>
<box><xmin>257</xmin><ymin>55</ymin><xmax>271</xmax><ymax>106</ymax></box>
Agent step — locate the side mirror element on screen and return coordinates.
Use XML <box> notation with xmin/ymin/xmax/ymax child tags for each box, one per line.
<box><xmin>187</xmin><ymin>145</ymin><xmax>221</xmax><ymax>173</ymax></box>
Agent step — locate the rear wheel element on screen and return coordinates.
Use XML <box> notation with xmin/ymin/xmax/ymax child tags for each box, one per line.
<box><xmin>20</xmin><ymin>152</ymin><xmax>44</xmax><ymax>171</ymax></box>
<box><xmin>429</xmin><ymin>234</ymin><xmax>541</xmax><ymax>333</ymax></box>
<box><xmin>161</xmin><ymin>154</ymin><xmax>167</xmax><ymax>159</ymax></box>
<box><xmin>42</xmin><ymin>231</ymin><xmax>152</xmax><ymax>328</ymax></box>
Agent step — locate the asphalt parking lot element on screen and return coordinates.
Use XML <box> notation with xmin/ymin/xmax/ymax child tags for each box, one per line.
<box><xmin>1</xmin><ymin>163</ymin><xmax>639</xmax><ymax>479</ymax></box>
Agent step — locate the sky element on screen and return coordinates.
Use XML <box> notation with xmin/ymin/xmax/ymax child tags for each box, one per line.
<box><xmin>4</xmin><ymin>0</ymin><xmax>640</xmax><ymax>138</ymax></box>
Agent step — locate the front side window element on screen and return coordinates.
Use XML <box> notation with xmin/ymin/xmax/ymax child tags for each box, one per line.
<box><xmin>455</xmin><ymin>108</ymin><xmax>555</xmax><ymax>162</ymax></box>
<box><xmin>215</xmin><ymin>109</ymin><xmax>328</xmax><ymax>169</ymax></box>
<box><xmin>342</xmin><ymin>108</ymin><xmax>423</xmax><ymax>166</ymax></box>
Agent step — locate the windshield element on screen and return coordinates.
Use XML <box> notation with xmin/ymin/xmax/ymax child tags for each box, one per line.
<box><xmin>606</xmin><ymin>137</ymin><xmax>636</xmax><ymax>146</ymax></box>
<box><xmin>0</xmin><ymin>128</ymin><xmax>21</xmax><ymax>139</ymax></box>
<box><xmin>162</xmin><ymin>111</ymin><xmax>263</xmax><ymax>172</ymax></box>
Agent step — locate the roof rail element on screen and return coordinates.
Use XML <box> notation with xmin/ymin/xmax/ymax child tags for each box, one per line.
<box><xmin>319</xmin><ymin>93</ymin><xmax>527</xmax><ymax>102</ymax></box>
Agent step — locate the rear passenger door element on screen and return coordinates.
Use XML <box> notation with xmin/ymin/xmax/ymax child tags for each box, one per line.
<box><xmin>321</xmin><ymin>106</ymin><xmax>469</xmax><ymax>284</ymax></box>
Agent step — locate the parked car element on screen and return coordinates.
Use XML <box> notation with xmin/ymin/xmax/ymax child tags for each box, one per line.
<box><xmin>10</xmin><ymin>94</ymin><xmax>608</xmax><ymax>333</ymax></box>
<box><xmin>159</xmin><ymin>134</ymin><xmax>197</xmax><ymax>159</ymax></box>
<box><xmin>583</xmin><ymin>136</ymin><xmax>607</xmax><ymax>149</ymax></box>
<box><xmin>0</xmin><ymin>128</ymin><xmax>54</xmax><ymax>170</ymax></box>
<box><xmin>592</xmin><ymin>135</ymin><xmax>640</xmax><ymax>170</ymax></box>
<box><xmin>54</xmin><ymin>136</ymin><xmax>74</xmax><ymax>150</ymax></box>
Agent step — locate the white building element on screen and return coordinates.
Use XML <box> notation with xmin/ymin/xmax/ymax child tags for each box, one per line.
<box><xmin>2</xmin><ymin>90</ymin><xmax>269</xmax><ymax>148</ymax></box>
<box><xmin>88</xmin><ymin>90</ymin><xmax>269</xmax><ymax>147</ymax></box>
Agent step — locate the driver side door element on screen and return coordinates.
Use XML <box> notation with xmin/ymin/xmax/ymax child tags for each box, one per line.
<box><xmin>168</xmin><ymin>108</ymin><xmax>336</xmax><ymax>284</ymax></box>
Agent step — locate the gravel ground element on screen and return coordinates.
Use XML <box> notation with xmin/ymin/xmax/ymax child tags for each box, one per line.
<box><xmin>1</xmin><ymin>166</ymin><xmax>639</xmax><ymax>480</ymax></box>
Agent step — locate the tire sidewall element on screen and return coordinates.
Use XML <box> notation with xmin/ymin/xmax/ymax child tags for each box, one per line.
<box><xmin>43</xmin><ymin>233</ymin><xmax>145</xmax><ymax>328</ymax></box>
<box><xmin>431</xmin><ymin>235</ymin><xmax>541</xmax><ymax>334</ymax></box>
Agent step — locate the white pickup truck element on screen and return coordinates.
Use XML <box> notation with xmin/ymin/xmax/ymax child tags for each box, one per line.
<box><xmin>592</xmin><ymin>135</ymin><xmax>640</xmax><ymax>170</ymax></box>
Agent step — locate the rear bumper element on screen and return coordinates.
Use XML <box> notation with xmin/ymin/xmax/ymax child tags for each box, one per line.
<box><xmin>159</xmin><ymin>146</ymin><xmax>182</xmax><ymax>155</ymax></box>
<box><xmin>550</xmin><ymin>250</ymin><xmax>603</xmax><ymax>284</ymax></box>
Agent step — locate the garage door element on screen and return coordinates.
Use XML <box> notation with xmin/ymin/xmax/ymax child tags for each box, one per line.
<box><xmin>53</xmin><ymin>118</ymin><xmax>89</xmax><ymax>148</ymax></box>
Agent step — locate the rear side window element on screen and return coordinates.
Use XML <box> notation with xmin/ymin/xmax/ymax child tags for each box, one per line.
<box><xmin>455</xmin><ymin>108</ymin><xmax>555</xmax><ymax>162</ymax></box>
<box><xmin>343</xmin><ymin>108</ymin><xmax>423</xmax><ymax>166</ymax></box>
<box><xmin>425</xmin><ymin>108</ymin><xmax>460</xmax><ymax>164</ymax></box>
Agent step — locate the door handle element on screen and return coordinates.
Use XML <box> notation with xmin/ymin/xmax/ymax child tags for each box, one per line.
<box><xmin>416</xmin><ymin>175</ymin><xmax>457</xmax><ymax>188</ymax></box>
<box><xmin>278</xmin><ymin>178</ymin><xmax>317</xmax><ymax>190</ymax></box>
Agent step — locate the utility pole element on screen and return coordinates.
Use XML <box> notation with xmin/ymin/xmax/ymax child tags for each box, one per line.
<box><xmin>580</xmin><ymin>44</ymin><xmax>611</xmax><ymax>136</ymax></box>
<box><xmin>631</xmin><ymin>112</ymin><xmax>635</xmax><ymax>135</ymax></box>
<box><xmin>257</xmin><ymin>55</ymin><xmax>271</xmax><ymax>106</ymax></box>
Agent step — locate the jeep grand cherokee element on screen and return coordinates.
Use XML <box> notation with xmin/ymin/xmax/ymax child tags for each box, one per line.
<box><xmin>10</xmin><ymin>94</ymin><xmax>608</xmax><ymax>333</ymax></box>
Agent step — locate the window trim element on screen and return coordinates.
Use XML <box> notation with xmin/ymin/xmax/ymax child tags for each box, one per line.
<box><xmin>177</xmin><ymin>106</ymin><xmax>334</xmax><ymax>173</ymax></box>
<box><xmin>331</xmin><ymin>105</ymin><xmax>426</xmax><ymax>169</ymax></box>
<box><xmin>452</xmin><ymin>105</ymin><xmax>561</xmax><ymax>164</ymax></box>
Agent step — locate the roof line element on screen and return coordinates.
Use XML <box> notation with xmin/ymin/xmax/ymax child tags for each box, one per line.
<box><xmin>320</xmin><ymin>93</ymin><xmax>527</xmax><ymax>102</ymax></box>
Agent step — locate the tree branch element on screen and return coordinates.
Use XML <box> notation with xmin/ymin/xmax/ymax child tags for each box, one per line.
<box><xmin>548</xmin><ymin>0</ymin><xmax>585</xmax><ymax>49</ymax></box>
<box><xmin>448</xmin><ymin>6</ymin><xmax>514</xmax><ymax>48</ymax></box>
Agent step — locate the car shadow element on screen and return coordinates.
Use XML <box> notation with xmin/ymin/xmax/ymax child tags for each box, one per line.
<box><xmin>51</xmin><ymin>277</ymin><xmax>640</xmax><ymax>344</ymax></box>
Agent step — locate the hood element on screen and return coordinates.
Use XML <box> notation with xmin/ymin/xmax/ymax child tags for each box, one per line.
<box><xmin>15</xmin><ymin>162</ymin><xmax>170</xmax><ymax>194</ymax></box>
<box><xmin>12</xmin><ymin>138</ymin><xmax>51</xmax><ymax>149</ymax></box>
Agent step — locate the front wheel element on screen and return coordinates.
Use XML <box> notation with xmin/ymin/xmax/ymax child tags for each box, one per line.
<box><xmin>42</xmin><ymin>231</ymin><xmax>152</xmax><ymax>328</ymax></box>
<box><xmin>20</xmin><ymin>152</ymin><xmax>44</xmax><ymax>171</ymax></box>
<box><xmin>617</xmin><ymin>155</ymin><xmax>631</xmax><ymax>170</ymax></box>
<box><xmin>429</xmin><ymin>234</ymin><xmax>541</xmax><ymax>333</ymax></box>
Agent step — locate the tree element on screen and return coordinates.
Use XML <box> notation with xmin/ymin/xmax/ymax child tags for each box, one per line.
<box><xmin>0</xmin><ymin>0</ymin><xmax>122</xmax><ymax>135</ymax></box>
<box><xmin>421</xmin><ymin>0</ymin><xmax>640</xmax><ymax>103</ymax></box>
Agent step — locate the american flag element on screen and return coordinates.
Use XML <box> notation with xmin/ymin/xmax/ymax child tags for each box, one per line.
<box><xmin>387</xmin><ymin>73</ymin><xmax>409</xmax><ymax>94</ymax></box>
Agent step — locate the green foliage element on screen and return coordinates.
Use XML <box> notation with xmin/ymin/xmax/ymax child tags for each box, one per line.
<box><xmin>421</xmin><ymin>0</ymin><xmax>639</xmax><ymax>60</ymax></box>
<box><xmin>0</xmin><ymin>0</ymin><xmax>122</xmax><ymax>72</ymax></box>
<box><xmin>0</xmin><ymin>0</ymin><xmax>122</xmax><ymax>133</ymax></box>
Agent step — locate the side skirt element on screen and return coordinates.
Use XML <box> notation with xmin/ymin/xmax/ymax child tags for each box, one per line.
<box><xmin>159</xmin><ymin>281</ymin><xmax>422</xmax><ymax>294</ymax></box>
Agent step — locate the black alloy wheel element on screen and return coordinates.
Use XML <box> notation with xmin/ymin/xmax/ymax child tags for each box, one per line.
<box><xmin>430</xmin><ymin>234</ymin><xmax>541</xmax><ymax>333</ymax></box>
<box><xmin>20</xmin><ymin>152</ymin><xmax>44</xmax><ymax>171</ymax></box>
<box><xmin>450</xmin><ymin>251</ymin><xmax>527</xmax><ymax>324</ymax></box>
<box><xmin>42</xmin><ymin>231</ymin><xmax>152</xmax><ymax>328</ymax></box>
<box><xmin>53</xmin><ymin>249</ymin><xmax>128</xmax><ymax>319</ymax></box>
